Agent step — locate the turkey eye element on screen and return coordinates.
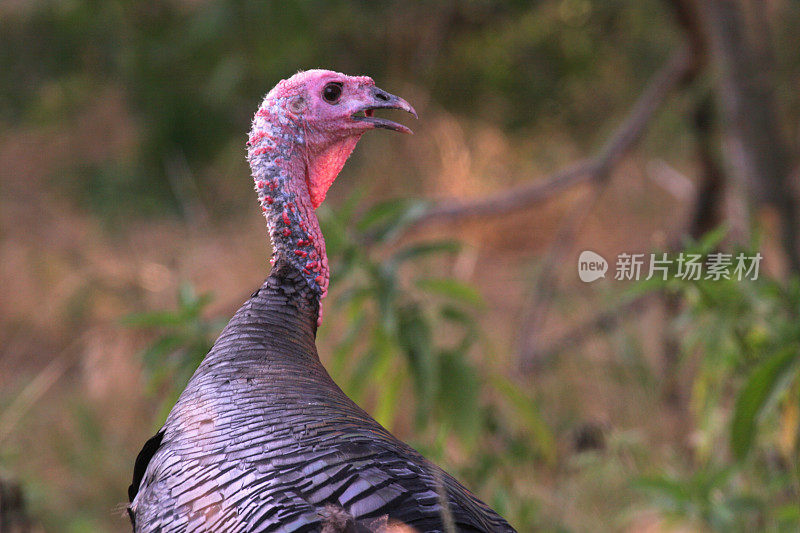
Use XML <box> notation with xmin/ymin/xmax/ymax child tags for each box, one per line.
<box><xmin>322</xmin><ymin>82</ymin><xmax>342</xmax><ymax>103</ymax></box>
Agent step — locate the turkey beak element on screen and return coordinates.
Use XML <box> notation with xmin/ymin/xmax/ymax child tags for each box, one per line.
<box><xmin>352</xmin><ymin>87</ymin><xmax>417</xmax><ymax>134</ymax></box>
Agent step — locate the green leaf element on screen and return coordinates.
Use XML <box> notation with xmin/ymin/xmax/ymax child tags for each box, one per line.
<box><xmin>356</xmin><ymin>198</ymin><xmax>414</xmax><ymax>232</ymax></box>
<box><xmin>724</xmin><ymin>495</ymin><xmax>762</xmax><ymax>515</ymax></box>
<box><xmin>122</xmin><ymin>310</ymin><xmax>184</xmax><ymax>328</ymax></box>
<box><xmin>437</xmin><ymin>350</ymin><xmax>481</xmax><ymax>442</ymax></box>
<box><xmin>374</xmin><ymin>271</ymin><xmax>398</xmax><ymax>334</ymax></box>
<box><xmin>317</xmin><ymin>204</ymin><xmax>350</xmax><ymax>257</ymax></box>
<box><xmin>339</xmin><ymin>185</ymin><xmax>368</xmax><ymax>221</ymax></box>
<box><xmin>387</xmin><ymin>241</ymin><xmax>461</xmax><ymax>270</ymax></box>
<box><xmin>178</xmin><ymin>281</ymin><xmax>197</xmax><ymax>307</ymax></box>
<box><xmin>695</xmin><ymin>224</ymin><xmax>729</xmax><ymax>253</ymax></box>
<box><xmin>417</xmin><ymin>278</ymin><xmax>484</xmax><ymax>307</ymax></box>
<box><xmin>776</xmin><ymin>503</ymin><xmax>800</xmax><ymax>524</ymax></box>
<box><xmin>397</xmin><ymin>304</ymin><xmax>436</xmax><ymax>414</ymax></box>
<box><xmin>373</xmin><ymin>361</ymin><xmax>404</xmax><ymax>430</ymax></box>
<box><xmin>347</xmin><ymin>326</ymin><xmax>395</xmax><ymax>403</ymax></box>
<box><xmin>329</xmin><ymin>308</ymin><xmax>367</xmax><ymax>380</ymax></box>
<box><xmin>141</xmin><ymin>334</ymin><xmax>184</xmax><ymax>368</ymax></box>
<box><xmin>439</xmin><ymin>304</ymin><xmax>477</xmax><ymax>328</ymax></box>
<box><xmin>731</xmin><ymin>346</ymin><xmax>800</xmax><ymax>460</ymax></box>
<box><xmin>357</xmin><ymin>198</ymin><xmax>431</xmax><ymax>243</ymax></box>
<box><xmin>633</xmin><ymin>475</ymin><xmax>690</xmax><ymax>506</ymax></box>
<box><xmin>492</xmin><ymin>375</ymin><xmax>556</xmax><ymax>464</ymax></box>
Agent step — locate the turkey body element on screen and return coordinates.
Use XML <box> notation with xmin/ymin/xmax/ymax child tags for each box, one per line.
<box><xmin>128</xmin><ymin>262</ymin><xmax>515</xmax><ymax>532</ymax></box>
<box><xmin>129</xmin><ymin>70</ymin><xmax>516</xmax><ymax>533</ymax></box>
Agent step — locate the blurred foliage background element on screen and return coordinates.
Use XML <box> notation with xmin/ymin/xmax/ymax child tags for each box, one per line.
<box><xmin>2</xmin><ymin>0</ymin><xmax>800</xmax><ymax>531</ymax></box>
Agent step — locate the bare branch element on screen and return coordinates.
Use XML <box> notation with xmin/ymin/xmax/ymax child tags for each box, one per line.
<box><xmin>530</xmin><ymin>294</ymin><xmax>652</xmax><ymax>368</ymax></box>
<box><xmin>517</xmin><ymin>184</ymin><xmax>606</xmax><ymax>372</ymax></box>
<box><xmin>699</xmin><ymin>0</ymin><xmax>800</xmax><ymax>272</ymax></box>
<box><xmin>399</xmin><ymin>48</ymin><xmax>693</xmax><ymax>234</ymax></box>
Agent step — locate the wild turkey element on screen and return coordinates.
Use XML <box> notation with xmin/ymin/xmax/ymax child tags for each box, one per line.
<box><xmin>128</xmin><ymin>70</ymin><xmax>516</xmax><ymax>533</ymax></box>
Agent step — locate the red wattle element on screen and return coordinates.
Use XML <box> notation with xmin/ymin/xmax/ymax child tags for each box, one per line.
<box><xmin>305</xmin><ymin>135</ymin><xmax>362</xmax><ymax>209</ymax></box>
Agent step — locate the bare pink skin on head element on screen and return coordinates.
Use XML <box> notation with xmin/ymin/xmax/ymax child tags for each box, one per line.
<box><xmin>247</xmin><ymin>69</ymin><xmax>416</xmax><ymax>324</ymax></box>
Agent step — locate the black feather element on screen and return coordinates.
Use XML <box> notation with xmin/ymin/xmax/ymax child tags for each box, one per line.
<box><xmin>128</xmin><ymin>259</ymin><xmax>515</xmax><ymax>531</ymax></box>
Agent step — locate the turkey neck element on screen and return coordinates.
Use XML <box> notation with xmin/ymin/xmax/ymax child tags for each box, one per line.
<box><xmin>247</xmin><ymin>98</ymin><xmax>329</xmax><ymax>324</ymax></box>
<box><xmin>202</xmin><ymin>258</ymin><xmax>322</xmax><ymax>370</ymax></box>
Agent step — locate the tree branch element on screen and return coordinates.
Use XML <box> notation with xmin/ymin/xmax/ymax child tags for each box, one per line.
<box><xmin>531</xmin><ymin>293</ymin><xmax>652</xmax><ymax>367</ymax></box>
<box><xmin>517</xmin><ymin>183</ymin><xmax>606</xmax><ymax>372</ymax></box>
<box><xmin>400</xmin><ymin>48</ymin><xmax>693</xmax><ymax>234</ymax></box>
<box><xmin>698</xmin><ymin>0</ymin><xmax>799</xmax><ymax>272</ymax></box>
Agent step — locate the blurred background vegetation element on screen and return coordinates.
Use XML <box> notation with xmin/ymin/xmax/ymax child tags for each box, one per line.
<box><xmin>2</xmin><ymin>0</ymin><xmax>800</xmax><ymax>531</ymax></box>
